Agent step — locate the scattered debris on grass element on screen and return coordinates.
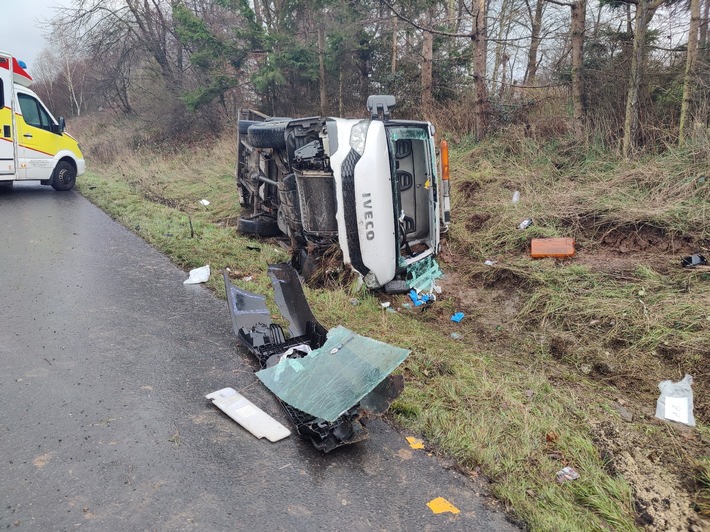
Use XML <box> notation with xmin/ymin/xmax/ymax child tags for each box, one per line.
<box><xmin>183</xmin><ymin>264</ymin><xmax>210</xmax><ymax>284</ymax></box>
<box><xmin>409</xmin><ymin>289</ymin><xmax>433</xmax><ymax>307</ymax></box>
<box><xmin>656</xmin><ymin>374</ymin><xmax>696</xmax><ymax>427</ymax></box>
<box><xmin>556</xmin><ymin>466</ymin><xmax>580</xmax><ymax>483</ymax></box>
<box><xmin>681</xmin><ymin>254</ymin><xmax>707</xmax><ymax>268</ymax></box>
<box><xmin>518</xmin><ymin>218</ymin><xmax>533</xmax><ymax>230</ymax></box>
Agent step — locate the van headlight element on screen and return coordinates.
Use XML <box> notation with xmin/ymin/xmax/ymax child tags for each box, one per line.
<box><xmin>349</xmin><ymin>120</ymin><xmax>369</xmax><ymax>156</ymax></box>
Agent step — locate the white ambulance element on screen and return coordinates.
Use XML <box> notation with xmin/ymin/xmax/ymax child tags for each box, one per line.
<box><xmin>0</xmin><ymin>51</ymin><xmax>85</xmax><ymax>190</ymax></box>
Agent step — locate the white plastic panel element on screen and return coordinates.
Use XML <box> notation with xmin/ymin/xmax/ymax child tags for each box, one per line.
<box><xmin>206</xmin><ymin>387</ymin><xmax>291</xmax><ymax>442</ymax></box>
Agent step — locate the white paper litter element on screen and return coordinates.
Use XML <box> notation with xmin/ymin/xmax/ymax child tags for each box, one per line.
<box><xmin>199</xmin><ymin>199</ymin><xmax>210</xmax><ymax>206</ymax></box>
<box><xmin>184</xmin><ymin>264</ymin><xmax>211</xmax><ymax>284</ymax></box>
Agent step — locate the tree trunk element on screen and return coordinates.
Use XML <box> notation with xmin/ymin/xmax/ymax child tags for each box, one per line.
<box><xmin>318</xmin><ymin>26</ymin><xmax>327</xmax><ymax>116</ymax></box>
<box><xmin>391</xmin><ymin>15</ymin><xmax>398</xmax><ymax>73</ymax></box>
<box><xmin>623</xmin><ymin>0</ymin><xmax>663</xmax><ymax>159</ymax></box>
<box><xmin>570</xmin><ymin>0</ymin><xmax>586</xmax><ymax>135</ymax></box>
<box><xmin>492</xmin><ymin>0</ymin><xmax>513</xmax><ymax>93</ymax></box>
<box><xmin>472</xmin><ymin>0</ymin><xmax>489</xmax><ymax>141</ymax></box>
<box><xmin>524</xmin><ymin>0</ymin><xmax>544</xmax><ymax>84</ymax></box>
<box><xmin>421</xmin><ymin>15</ymin><xmax>434</xmax><ymax>109</ymax></box>
<box><xmin>679</xmin><ymin>0</ymin><xmax>701</xmax><ymax>145</ymax></box>
<box><xmin>699</xmin><ymin>0</ymin><xmax>709</xmax><ymax>56</ymax></box>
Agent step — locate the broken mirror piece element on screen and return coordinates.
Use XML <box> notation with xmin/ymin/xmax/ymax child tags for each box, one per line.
<box><xmin>223</xmin><ymin>263</ymin><xmax>410</xmax><ymax>452</ymax></box>
<box><xmin>206</xmin><ymin>388</ymin><xmax>290</xmax><ymax>442</ymax></box>
<box><xmin>655</xmin><ymin>374</ymin><xmax>696</xmax><ymax>426</ymax></box>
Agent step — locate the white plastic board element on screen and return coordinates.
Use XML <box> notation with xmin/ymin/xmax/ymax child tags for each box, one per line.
<box><xmin>206</xmin><ymin>387</ymin><xmax>290</xmax><ymax>442</ymax></box>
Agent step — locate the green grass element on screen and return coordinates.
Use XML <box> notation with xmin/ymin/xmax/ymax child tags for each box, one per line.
<box><xmin>73</xmin><ymin>125</ymin><xmax>710</xmax><ymax>530</ymax></box>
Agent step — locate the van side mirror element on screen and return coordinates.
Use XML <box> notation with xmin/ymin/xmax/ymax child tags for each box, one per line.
<box><xmin>58</xmin><ymin>117</ymin><xmax>66</xmax><ymax>133</ymax></box>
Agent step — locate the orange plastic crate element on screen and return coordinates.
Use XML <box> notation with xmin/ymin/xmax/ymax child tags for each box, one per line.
<box><xmin>530</xmin><ymin>237</ymin><xmax>575</xmax><ymax>258</ymax></box>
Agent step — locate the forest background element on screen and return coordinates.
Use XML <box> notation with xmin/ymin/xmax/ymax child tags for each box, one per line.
<box><xmin>33</xmin><ymin>0</ymin><xmax>709</xmax><ymax>156</ymax></box>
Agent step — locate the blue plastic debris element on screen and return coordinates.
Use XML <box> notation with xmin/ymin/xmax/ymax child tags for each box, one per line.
<box><xmin>409</xmin><ymin>289</ymin><xmax>432</xmax><ymax>307</ymax></box>
<box><xmin>451</xmin><ymin>312</ymin><xmax>465</xmax><ymax>323</ymax></box>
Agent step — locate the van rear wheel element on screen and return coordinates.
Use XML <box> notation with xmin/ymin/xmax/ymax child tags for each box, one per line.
<box><xmin>51</xmin><ymin>162</ymin><xmax>76</xmax><ymax>191</ymax></box>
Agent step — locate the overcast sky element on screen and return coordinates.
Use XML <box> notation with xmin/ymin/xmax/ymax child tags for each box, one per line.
<box><xmin>0</xmin><ymin>0</ymin><xmax>69</xmax><ymax>71</ymax></box>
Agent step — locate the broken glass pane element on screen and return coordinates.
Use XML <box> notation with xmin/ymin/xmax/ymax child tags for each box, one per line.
<box><xmin>255</xmin><ymin>325</ymin><xmax>410</xmax><ymax>422</ymax></box>
<box><xmin>406</xmin><ymin>256</ymin><xmax>443</xmax><ymax>293</ymax></box>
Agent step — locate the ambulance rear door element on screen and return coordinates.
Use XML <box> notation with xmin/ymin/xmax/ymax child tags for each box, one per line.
<box><xmin>0</xmin><ymin>72</ymin><xmax>16</xmax><ymax>177</ymax></box>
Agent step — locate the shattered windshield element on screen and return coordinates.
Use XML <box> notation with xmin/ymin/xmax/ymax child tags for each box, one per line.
<box><xmin>255</xmin><ymin>325</ymin><xmax>410</xmax><ymax>422</ymax></box>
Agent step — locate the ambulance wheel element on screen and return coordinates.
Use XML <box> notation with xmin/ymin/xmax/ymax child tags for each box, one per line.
<box><xmin>247</xmin><ymin>121</ymin><xmax>289</xmax><ymax>150</ymax></box>
<box><xmin>51</xmin><ymin>162</ymin><xmax>76</xmax><ymax>191</ymax></box>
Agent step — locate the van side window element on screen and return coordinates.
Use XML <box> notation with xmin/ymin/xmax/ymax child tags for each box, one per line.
<box><xmin>18</xmin><ymin>93</ymin><xmax>53</xmax><ymax>132</ymax></box>
<box><xmin>0</xmin><ymin>79</ymin><xmax>4</xmax><ymax>108</ymax></box>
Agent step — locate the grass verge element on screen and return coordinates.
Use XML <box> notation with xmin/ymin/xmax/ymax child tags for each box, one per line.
<box><xmin>74</xmin><ymin>123</ymin><xmax>708</xmax><ymax>530</ymax></box>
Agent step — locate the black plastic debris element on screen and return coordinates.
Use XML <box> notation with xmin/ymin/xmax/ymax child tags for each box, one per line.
<box><xmin>681</xmin><ymin>254</ymin><xmax>707</xmax><ymax>268</ymax></box>
<box><xmin>223</xmin><ymin>264</ymin><xmax>409</xmax><ymax>452</ymax></box>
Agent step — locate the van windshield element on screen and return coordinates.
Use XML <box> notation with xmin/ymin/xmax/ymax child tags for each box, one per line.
<box><xmin>386</xmin><ymin>125</ymin><xmax>437</xmax><ymax>262</ymax></box>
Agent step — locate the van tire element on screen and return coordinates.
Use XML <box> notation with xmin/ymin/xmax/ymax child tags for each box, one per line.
<box><xmin>51</xmin><ymin>162</ymin><xmax>76</xmax><ymax>191</ymax></box>
<box><xmin>238</xmin><ymin>120</ymin><xmax>258</xmax><ymax>135</ymax></box>
<box><xmin>247</xmin><ymin>121</ymin><xmax>288</xmax><ymax>150</ymax></box>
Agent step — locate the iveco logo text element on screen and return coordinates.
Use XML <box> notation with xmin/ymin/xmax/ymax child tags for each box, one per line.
<box><xmin>362</xmin><ymin>193</ymin><xmax>375</xmax><ymax>241</ymax></box>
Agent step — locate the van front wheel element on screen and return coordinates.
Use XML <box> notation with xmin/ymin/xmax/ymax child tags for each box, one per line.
<box><xmin>51</xmin><ymin>162</ymin><xmax>76</xmax><ymax>191</ymax></box>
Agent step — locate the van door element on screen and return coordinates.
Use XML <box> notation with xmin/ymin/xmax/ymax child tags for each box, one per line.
<box><xmin>15</xmin><ymin>92</ymin><xmax>58</xmax><ymax>181</ymax></box>
<box><xmin>0</xmin><ymin>77</ymin><xmax>15</xmax><ymax>177</ymax></box>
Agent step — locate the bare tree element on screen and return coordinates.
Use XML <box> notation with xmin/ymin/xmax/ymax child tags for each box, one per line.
<box><xmin>524</xmin><ymin>0</ymin><xmax>546</xmax><ymax>84</ymax></box>
<box><xmin>679</xmin><ymin>0</ymin><xmax>702</xmax><ymax>144</ymax></box>
<box><xmin>546</xmin><ymin>0</ymin><xmax>587</xmax><ymax>134</ymax></box>
<box><xmin>622</xmin><ymin>0</ymin><xmax>668</xmax><ymax>159</ymax></box>
<box><xmin>472</xmin><ymin>0</ymin><xmax>490</xmax><ymax>139</ymax></box>
<box><xmin>421</xmin><ymin>7</ymin><xmax>435</xmax><ymax>108</ymax></box>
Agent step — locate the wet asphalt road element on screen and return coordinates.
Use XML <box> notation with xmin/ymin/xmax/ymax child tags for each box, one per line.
<box><xmin>0</xmin><ymin>183</ymin><xmax>517</xmax><ymax>531</ymax></box>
